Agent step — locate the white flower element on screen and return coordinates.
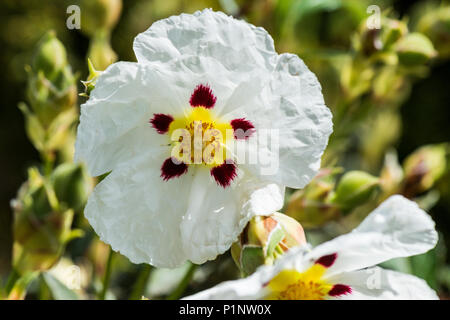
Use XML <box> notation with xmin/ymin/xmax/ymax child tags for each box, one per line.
<box><xmin>185</xmin><ymin>195</ymin><xmax>439</xmax><ymax>300</ymax></box>
<box><xmin>75</xmin><ymin>9</ymin><xmax>332</xmax><ymax>268</ymax></box>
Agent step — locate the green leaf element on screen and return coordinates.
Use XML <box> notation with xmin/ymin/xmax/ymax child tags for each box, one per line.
<box><xmin>379</xmin><ymin>257</ymin><xmax>412</xmax><ymax>274</ymax></box>
<box><xmin>410</xmin><ymin>249</ymin><xmax>438</xmax><ymax>289</ymax></box>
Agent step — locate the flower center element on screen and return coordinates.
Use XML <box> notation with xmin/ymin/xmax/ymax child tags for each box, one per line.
<box><xmin>278</xmin><ymin>279</ymin><xmax>330</xmax><ymax>300</ymax></box>
<box><xmin>266</xmin><ymin>266</ymin><xmax>332</xmax><ymax>300</ymax></box>
<box><xmin>168</xmin><ymin>107</ymin><xmax>232</xmax><ymax>167</ymax></box>
<box><xmin>149</xmin><ymin>83</ymin><xmax>254</xmax><ymax>187</ymax></box>
<box><xmin>266</xmin><ymin>262</ymin><xmax>351</xmax><ymax>300</ymax></box>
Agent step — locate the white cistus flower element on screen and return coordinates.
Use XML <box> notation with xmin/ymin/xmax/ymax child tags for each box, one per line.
<box><xmin>185</xmin><ymin>196</ymin><xmax>439</xmax><ymax>300</ymax></box>
<box><xmin>75</xmin><ymin>9</ymin><xmax>333</xmax><ymax>268</ymax></box>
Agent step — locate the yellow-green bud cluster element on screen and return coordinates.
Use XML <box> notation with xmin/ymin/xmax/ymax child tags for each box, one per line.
<box><xmin>80</xmin><ymin>0</ymin><xmax>122</xmax><ymax>70</ymax></box>
<box><xmin>286</xmin><ymin>169</ymin><xmax>380</xmax><ymax>227</ymax></box>
<box><xmin>11</xmin><ymin>164</ymin><xmax>91</xmax><ymax>274</ymax></box>
<box><xmin>231</xmin><ymin>213</ymin><xmax>306</xmax><ymax>276</ymax></box>
<box><xmin>21</xmin><ymin>31</ymin><xmax>78</xmax><ymax>156</ymax></box>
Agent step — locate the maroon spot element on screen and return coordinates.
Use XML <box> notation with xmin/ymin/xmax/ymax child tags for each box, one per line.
<box><xmin>230</xmin><ymin>118</ymin><xmax>255</xmax><ymax>139</ymax></box>
<box><xmin>189</xmin><ymin>84</ymin><xmax>217</xmax><ymax>109</ymax></box>
<box><xmin>328</xmin><ymin>284</ymin><xmax>352</xmax><ymax>297</ymax></box>
<box><xmin>150</xmin><ymin>113</ymin><xmax>174</xmax><ymax>134</ymax></box>
<box><xmin>210</xmin><ymin>161</ymin><xmax>237</xmax><ymax>188</ymax></box>
<box><xmin>160</xmin><ymin>158</ymin><xmax>188</xmax><ymax>181</ymax></box>
<box><xmin>315</xmin><ymin>253</ymin><xmax>337</xmax><ymax>268</ymax></box>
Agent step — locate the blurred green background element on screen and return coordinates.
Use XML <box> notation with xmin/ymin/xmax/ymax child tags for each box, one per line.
<box><xmin>0</xmin><ymin>0</ymin><xmax>449</xmax><ymax>299</ymax></box>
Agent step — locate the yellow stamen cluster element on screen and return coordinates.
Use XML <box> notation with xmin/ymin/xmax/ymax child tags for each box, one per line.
<box><xmin>266</xmin><ymin>265</ymin><xmax>333</xmax><ymax>300</ymax></box>
<box><xmin>168</xmin><ymin>107</ymin><xmax>232</xmax><ymax>166</ymax></box>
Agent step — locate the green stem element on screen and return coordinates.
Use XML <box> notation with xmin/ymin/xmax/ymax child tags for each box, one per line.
<box><xmin>42</xmin><ymin>151</ymin><xmax>55</xmax><ymax>177</ymax></box>
<box><xmin>4</xmin><ymin>268</ymin><xmax>20</xmax><ymax>294</ymax></box>
<box><xmin>129</xmin><ymin>264</ymin><xmax>153</xmax><ymax>300</ymax></box>
<box><xmin>98</xmin><ymin>247</ymin><xmax>114</xmax><ymax>300</ymax></box>
<box><xmin>166</xmin><ymin>263</ymin><xmax>197</xmax><ymax>300</ymax></box>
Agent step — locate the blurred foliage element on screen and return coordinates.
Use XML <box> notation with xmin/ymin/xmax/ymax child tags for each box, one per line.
<box><xmin>0</xmin><ymin>0</ymin><xmax>449</xmax><ymax>300</ymax></box>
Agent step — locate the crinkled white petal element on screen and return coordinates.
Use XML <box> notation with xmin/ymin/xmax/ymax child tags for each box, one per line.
<box><xmin>184</xmin><ymin>246</ymin><xmax>311</xmax><ymax>300</ymax></box>
<box><xmin>77</xmin><ymin>9</ymin><xmax>333</xmax><ymax>268</ymax></box>
<box><xmin>134</xmin><ymin>9</ymin><xmax>332</xmax><ymax>189</ymax></box>
<box><xmin>184</xmin><ymin>264</ymin><xmax>273</xmax><ymax>300</ymax></box>
<box><xmin>85</xmin><ymin>155</ymin><xmax>285</xmax><ymax>267</ymax></box>
<box><xmin>184</xmin><ymin>275</ymin><xmax>264</xmax><ymax>300</ymax></box>
<box><xmin>181</xmin><ymin>168</ymin><xmax>284</xmax><ymax>264</ymax></box>
<box><xmin>327</xmin><ymin>267</ymin><xmax>438</xmax><ymax>300</ymax></box>
<box><xmin>84</xmin><ymin>154</ymin><xmax>190</xmax><ymax>268</ymax></box>
<box><xmin>227</xmin><ymin>54</ymin><xmax>332</xmax><ymax>188</ymax></box>
<box><xmin>75</xmin><ymin>62</ymin><xmax>186</xmax><ymax>177</ymax></box>
<box><xmin>309</xmin><ymin>195</ymin><xmax>438</xmax><ymax>277</ymax></box>
<box><xmin>183</xmin><ymin>195</ymin><xmax>438</xmax><ymax>299</ymax></box>
<box><xmin>134</xmin><ymin>9</ymin><xmax>277</xmax><ymax>71</ymax></box>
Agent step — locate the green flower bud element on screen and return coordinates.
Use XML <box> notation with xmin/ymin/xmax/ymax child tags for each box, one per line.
<box><xmin>285</xmin><ymin>168</ymin><xmax>341</xmax><ymax>228</ymax></box>
<box><xmin>13</xmin><ymin>209</ymin><xmax>75</xmax><ymax>274</ymax></box>
<box><xmin>26</xmin><ymin>70</ymin><xmax>77</xmax><ymax>127</ymax></box>
<box><xmin>331</xmin><ymin>171</ymin><xmax>380</xmax><ymax>212</ymax></box>
<box><xmin>80</xmin><ymin>0</ymin><xmax>122</xmax><ymax>36</ymax></box>
<box><xmin>32</xmin><ymin>31</ymin><xmax>67</xmax><ymax>80</ymax></box>
<box><xmin>26</xmin><ymin>33</ymin><xmax>77</xmax><ymax>129</ymax></box>
<box><xmin>416</xmin><ymin>6</ymin><xmax>450</xmax><ymax>58</ymax></box>
<box><xmin>12</xmin><ymin>168</ymin><xmax>54</xmax><ymax>244</ymax></box>
<box><xmin>87</xmin><ymin>34</ymin><xmax>118</xmax><ymax>71</ymax></box>
<box><xmin>231</xmin><ymin>213</ymin><xmax>306</xmax><ymax>276</ymax></box>
<box><xmin>402</xmin><ymin>144</ymin><xmax>447</xmax><ymax>197</ymax></box>
<box><xmin>395</xmin><ymin>33</ymin><xmax>437</xmax><ymax>66</ymax></box>
<box><xmin>11</xmin><ymin>168</ymin><xmax>83</xmax><ymax>274</ymax></box>
<box><xmin>52</xmin><ymin>163</ymin><xmax>92</xmax><ymax>212</ymax></box>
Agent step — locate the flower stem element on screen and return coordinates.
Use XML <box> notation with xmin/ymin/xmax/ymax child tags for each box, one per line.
<box><xmin>129</xmin><ymin>264</ymin><xmax>153</xmax><ymax>300</ymax></box>
<box><xmin>4</xmin><ymin>268</ymin><xmax>20</xmax><ymax>294</ymax></box>
<box><xmin>98</xmin><ymin>247</ymin><xmax>114</xmax><ymax>300</ymax></box>
<box><xmin>166</xmin><ymin>263</ymin><xmax>197</xmax><ymax>300</ymax></box>
<box><xmin>42</xmin><ymin>151</ymin><xmax>55</xmax><ymax>177</ymax></box>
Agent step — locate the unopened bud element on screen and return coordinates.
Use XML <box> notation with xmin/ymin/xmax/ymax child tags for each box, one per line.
<box><xmin>416</xmin><ymin>6</ymin><xmax>450</xmax><ymax>58</ymax></box>
<box><xmin>13</xmin><ymin>209</ymin><xmax>75</xmax><ymax>273</ymax></box>
<box><xmin>52</xmin><ymin>163</ymin><xmax>92</xmax><ymax>212</ymax></box>
<box><xmin>87</xmin><ymin>35</ymin><xmax>117</xmax><ymax>71</ymax></box>
<box><xmin>331</xmin><ymin>171</ymin><xmax>379</xmax><ymax>212</ymax></box>
<box><xmin>231</xmin><ymin>213</ymin><xmax>306</xmax><ymax>276</ymax></box>
<box><xmin>402</xmin><ymin>144</ymin><xmax>447</xmax><ymax>197</ymax></box>
<box><xmin>395</xmin><ymin>33</ymin><xmax>437</xmax><ymax>66</ymax></box>
<box><xmin>80</xmin><ymin>0</ymin><xmax>122</xmax><ymax>36</ymax></box>
<box><xmin>26</xmin><ymin>33</ymin><xmax>77</xmax><ymax>128</ymax></box>
<box><xmin>26</xmin><ymin>70</ymin><xmax>77</xmax><ymax>127</ymax></box>
<box><xmin>32</xmin><ymin>31</ymin><xmax>67</xmax><ymax>80</ymax></box>
<box><xmin>12</xmin><ymin>168</ymin><xmax>83</xmax><ymax>273</ymax></box>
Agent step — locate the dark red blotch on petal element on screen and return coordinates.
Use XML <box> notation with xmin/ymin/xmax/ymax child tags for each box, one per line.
<box><xmin>230</xmin><ymin>118</ymin><xmax>255</xmax><ymax>139</ymax></box>
<box><xmin>161</xmin><ymin>157</ymin><xmax>188</xmax><ymax>181</ymax></box>
<box><xmin>150</xmin><ymin>113</ymin><xmax>174</xmax><ymax>134</ymax></box>
<box><xmin>211</xmin><ymin>161</ymin><xmax>237</xmax><ymax>188</ymax></box>
<box><xmin>315</xmin><ymin>253</ymin><xmax>337</xmax><ymax>268</ymax></box>
<box><xmin>190</xmin><ymin>84</ymin><xmax>217</xmax><ymax>109</ymax></box>
<box><xmin>328</xmin><ymin>284</ymin><xmax>352</xmax><ymax>297</ymax></box>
